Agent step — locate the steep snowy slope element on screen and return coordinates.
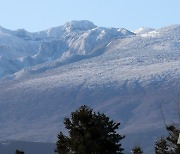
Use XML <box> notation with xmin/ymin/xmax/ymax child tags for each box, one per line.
<box><xmin>0</xmin><ymin>20</ymin><xmax>133</xmax><ymax>78</ymax></box>
<box><xmin>0</xmin><ymin>22</ymin><xmax>179</xmax><ymax>153</ymax></box>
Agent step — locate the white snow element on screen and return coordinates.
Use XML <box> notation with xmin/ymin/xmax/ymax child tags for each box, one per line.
<box><xmin>0</xmin><ymin>21</ymin><xmax>179</xmax><ymax>153</ymax></box>
<box><xmin>133</xmin><ymin>27</ymin><xmax>155</xmax><ymax>34</ymax></box>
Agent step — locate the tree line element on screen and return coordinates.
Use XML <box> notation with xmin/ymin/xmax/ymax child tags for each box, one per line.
<box><xmin>14</xmin><ymin>104</ymin><xmax>180</xmax><ymax>154</ymax></box>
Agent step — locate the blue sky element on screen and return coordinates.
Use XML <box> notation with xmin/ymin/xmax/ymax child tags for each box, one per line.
<box><xmin>0</xmin><ymin>0</ymin><xmax>180</xmax><ymax>32</ymax></box>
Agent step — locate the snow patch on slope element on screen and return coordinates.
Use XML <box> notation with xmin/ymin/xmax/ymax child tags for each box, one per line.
<box><xmin>133</xmin><ymin>27</ymin><xmax>155</xmax><ymax>34</ymax></box>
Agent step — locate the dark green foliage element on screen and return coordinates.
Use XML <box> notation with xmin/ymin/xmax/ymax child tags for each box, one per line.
<box><xmin>154</xmin><ymin>124</ymin><xmax>180</xmax><ymax>154</ymax></box>
<box><xmin>154</xmin><ymin>137</ymin><xmax>169</xmax><ymax>154</ymax></box>
<box><xmin>55</xmin><ymin>132</ymin><xmax>69</xmax><ymax>154</ymax></box>
<box><xmin>55</xmin><ymin>105</ymin><xmax>125</xmax><ymax>154</ymax></box>
<box><xmin>131</xmin><ymin>145</ymin><xmax>143</xmax><ymax>154</ymax></box>
<box><xmin>166</xmin><ymin>125</ymin><xmax>180</xmax><ymax>154</ymax></box>
<box><xmin>15</xmin><ymin>149</ymin><xmax>24</xmax><ymax>154</ymax></box>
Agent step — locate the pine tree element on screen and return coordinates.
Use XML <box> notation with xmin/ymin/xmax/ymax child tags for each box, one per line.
<box><xmin>15</xmin><ymin>149</ymin><xmax>24</xmax><ymax>154</ymax></box>
<box><xmin>55</xmin><ymin>132</ymin><xmax>69</xmax><ymax>154</ymax></box>
<box><xmin>157</xmin><ymin>97</ymin><xmax>180</xmax><ymax>154</ymax></box>
<box><xmin>131</xmin><ymin>145</ymin><xmax>143</xmax><ymax>154</ymax></box>
<box><xmin>154</xmin><ymin>137</ymin><xmax>169</xmax><ymax>154</ymax></box>
<box><xmin>55</xmin><ymin>105</ymin><xmax>125</xmax><ymax>154</ymax></box>
<box><xmin>166</xmin><ymin>125</ymin><xmax>180</xmax><ymax>154</ymax></box>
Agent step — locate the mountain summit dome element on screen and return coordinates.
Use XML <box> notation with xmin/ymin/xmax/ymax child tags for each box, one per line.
<box><xmin>63</xmin><ymin>20</ymin><xmax>97</xmax><ymax>32</ymax></box>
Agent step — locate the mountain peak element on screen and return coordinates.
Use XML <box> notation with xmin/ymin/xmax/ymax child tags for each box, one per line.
<box><xmin>133</xmin><ymin>27</ymin><xmax>155</xmax><ymax>34</ymax></box>
<box><xmin>63</xmin><ymin>20</ymin><xmax>97</xmax><ymax>32</ymax></box>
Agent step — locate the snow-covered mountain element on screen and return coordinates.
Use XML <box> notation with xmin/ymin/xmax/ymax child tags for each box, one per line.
<box><xmin>0</xmin><ymin>20</ymin><xmax>134</xmax><ymax>79</ymax></box>
<box><xmin>0</xmin><ymin>21</ymin><xmax>179</xmax><ymax>153</ymax></box>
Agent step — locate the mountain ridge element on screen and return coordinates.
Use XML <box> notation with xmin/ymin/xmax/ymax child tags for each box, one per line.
<box><xmin>0</xmin><ymin>21</ymin><xmax>179</xmax><ymax>153</ymax></box>
<box><xmin>0</xmin><ymin>20</ymin><xmax>135</xmax><ymax>79</ymax></box>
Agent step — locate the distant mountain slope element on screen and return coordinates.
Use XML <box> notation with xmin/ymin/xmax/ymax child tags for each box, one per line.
<box><xmin>0</xmin><ymin>21</ymin><xmax>179</xmax><ymax>153</ymax></box>
<box><xmin>0</xmin><ymin>20</ymin><xmax>134</xmax><ymax>78</ymax></box>
<box><xmin>0</xmin><ymin>141</ymin><xmax>55</xmax><ymax>154</ymax></box>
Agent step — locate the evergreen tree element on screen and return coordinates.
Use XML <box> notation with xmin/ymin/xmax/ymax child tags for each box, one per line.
<box><xmin>157</xmin><ymin>98</ymin><xmax>180</xmax><ymax>154</ymax></box>
<box><xmin>166</xmin><ymin>125</ymin><xmax>180</xmax><ymax>154</ymax></box>
<box><xmin>154</xmin><ymin>137</ymin><xmax>169</xmax><ymax>154</ymax></box>
<box><xmin>154</xmin><ymin>125</ymin><xmax>180</xmax><ymax>154</ymax></box>
<box><xmin>55</xmin><ymin>105</ymin><xmax>125</xmax><ymax>154</ymax></box>
<box><xmin>15</xmin><ymin>149</ymin><xmax>24</xmax><ymax>154</ymax></box>
<box><xmin>131</xmin><ymin>145</ymin><xmax>143</xmax><ymax>154</ymax></box>
<box><xmin>55</xmin><ymin>132</ymin><xmax>69</xmax><ymax>154</ymax></box>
